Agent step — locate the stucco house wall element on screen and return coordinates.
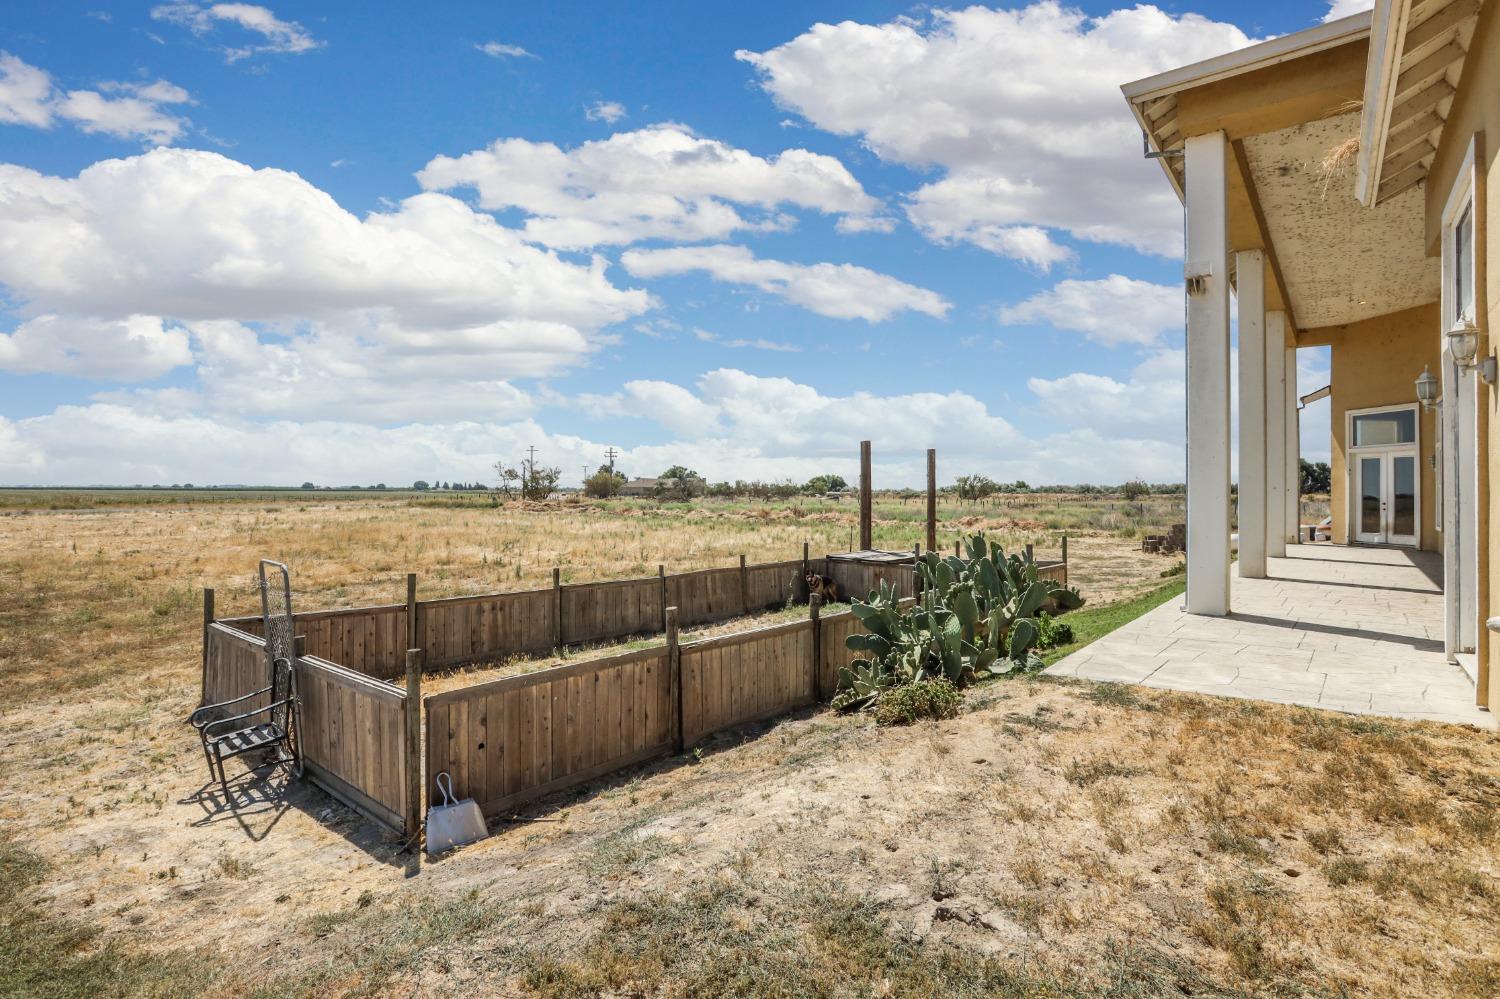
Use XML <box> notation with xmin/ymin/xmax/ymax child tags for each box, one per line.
<box><xmin>1323</xmin><ymin>303</ymin><xmax>1442</xmax><ymax>551</ymax></box>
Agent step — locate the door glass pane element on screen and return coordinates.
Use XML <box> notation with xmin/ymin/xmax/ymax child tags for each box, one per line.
<box><xmin>1392</xmin><ymin>456</ymin><xmax>1416</xmax><ymax>538</ymax></box>
<box><xmin>1456</xmin><ymin>202</ymin><xmax>1474</xmax><ymax>322</ymax></box>
<box><xmin>1352</xmin><ymin>410</ymin><xmax>1416</xmax><ymax>447</ymax></box>
<box><xmin>1360</xmin><ymin>457</ymin><xmax>1383</xmax><ymax>535</ymax></box>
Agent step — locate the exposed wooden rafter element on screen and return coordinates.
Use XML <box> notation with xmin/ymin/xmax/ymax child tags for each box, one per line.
<box><xmin>1366</xmin><ymin>0</ymin><xmax>1483</xmax><ymax>205</ymax></box>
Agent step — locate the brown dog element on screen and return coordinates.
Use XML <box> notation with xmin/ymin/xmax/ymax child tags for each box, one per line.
<box><xmin>805</xmin><ymin>571</ymin><xmax>841</xmax><ymax>603</ymax></box>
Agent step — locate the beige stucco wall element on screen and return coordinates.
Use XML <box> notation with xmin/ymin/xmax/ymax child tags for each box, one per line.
<box><xmin>1424</xmin><ymin>0</ymin><xmax>1497</xmax><ymax>708</ymax></box>
<box><xmin>1323</xmin><ymin>304</ymin><xmax>1442</xmax><ymax>552</ymax></box>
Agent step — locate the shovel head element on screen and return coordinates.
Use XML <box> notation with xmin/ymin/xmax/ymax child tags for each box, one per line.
<box><xmin>426</xmin><ymin>797</ymin><xmax>488</xmax><ymax>855</ymax></box>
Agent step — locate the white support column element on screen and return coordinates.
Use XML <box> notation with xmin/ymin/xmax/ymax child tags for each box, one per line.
<box><xmin>1236</xmin><ymin>249</ymin><xmax>1267</xmax><ymax>579</ymax></box>
<box><xmin>1184</xmin><ymin>132</ymin><xmax>1232</xmax><ymax>615</ymax></box>
<box><xmin>1265</xmin><ymin>311</ymin><xmax>1288</xmax><ymax>558</ymax></box>
<box><xmin>1285</xmin><ymin>345</ymin><xmax>1299</xmax><ymax>543</ymax></box>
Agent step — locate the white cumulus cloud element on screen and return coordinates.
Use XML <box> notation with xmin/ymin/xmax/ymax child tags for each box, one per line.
<box><xmin>998</xmin><ymin>274</ymin><xmax>1181</xmax><ymax>347</ymax></box>
<box><xmin>738</xmin><ymin>3</ymin><xmax>1259</xmax><ymax>265</ymax></box>
<box><xmin>417</xmin><ymin>124</ymin><xmax>884</xmax><ymax>248</ymax></box>
<box><xmin>151</xmin><ymin>3</ymin><xmax>322</xmax><ymax>61</ymax></box>
<box><xmin>584</xmin><ymin>100</ymin><xmax>626</xmax><ymax>123</ymax></box>
<box><xmin>0</xmin><ymin>52</ymin><xmax>192</xmax><ymax>144</ymax></box>
<box><xmin>0</xmin><ymin>149</ymin><xmax>650</xmax><ymax>397</ymax></box>
<box><xmin>621</xmin><ymin>244</ymin><xmax>949</xmax><ymax>322</ymax></box>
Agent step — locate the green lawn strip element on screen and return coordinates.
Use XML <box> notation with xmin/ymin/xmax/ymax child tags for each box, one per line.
<box><xmin>1038</xmin><ymin>578</ymin><xmax>1186</xmax><ymax>667</ymax></box>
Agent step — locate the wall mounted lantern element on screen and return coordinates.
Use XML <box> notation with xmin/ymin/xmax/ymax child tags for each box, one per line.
<box><xmin>1446</xmin><ymin>319</ymin><xmax>1497</xmax><ymax>385</ymax></box>
<box><xmin>1416</xmin><ymin>365</ymin><xmax>1440</xmax><ymax>410</ymax></box>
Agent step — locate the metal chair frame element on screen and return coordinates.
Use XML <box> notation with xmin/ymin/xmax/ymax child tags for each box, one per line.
<box><xmin>188</xmin><ymin>560</ymin><xmax>303</xmax><ymax>799</ymax></box>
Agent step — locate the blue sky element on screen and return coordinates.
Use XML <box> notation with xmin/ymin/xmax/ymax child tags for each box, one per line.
<box><xmin>0</xmin><ymin>1</ymin><xmax>1347</xmax><ymax>487</ymax></box>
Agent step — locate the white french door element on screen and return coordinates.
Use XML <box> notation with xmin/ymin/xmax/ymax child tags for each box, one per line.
<box><xmin>1352</xmin><ymin>450</ymin><xmax>1419</xmax><ymax>547</ymax></box>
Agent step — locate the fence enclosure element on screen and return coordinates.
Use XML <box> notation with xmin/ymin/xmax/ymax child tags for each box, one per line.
<box><xmin>201</xmin><ymin>543</ymin><xmax>1070</xmax><ymax>832</ymax></box>
<box><xmin>219</xmin><ymin>554</ymin><xmax>823</xmax><ymax>683</ymax></box>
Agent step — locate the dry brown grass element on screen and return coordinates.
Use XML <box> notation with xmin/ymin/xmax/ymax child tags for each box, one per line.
<box><xmin>2</xmin><ymin>492</ymin><xmax>1494</xmax><ymax>997</ymax></box>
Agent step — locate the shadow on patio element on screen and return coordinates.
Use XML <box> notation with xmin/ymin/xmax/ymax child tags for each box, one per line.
<box><xmin>1046</xmin><ymin>545</ymin><xmax>1494</xmax><ymax>729</ymax></box>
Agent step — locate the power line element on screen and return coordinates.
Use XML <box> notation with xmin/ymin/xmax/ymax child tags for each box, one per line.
<box><xmin>604</xmin><ymin>447</ymin><xmax>618</xmax><ymax>474</ymax></box>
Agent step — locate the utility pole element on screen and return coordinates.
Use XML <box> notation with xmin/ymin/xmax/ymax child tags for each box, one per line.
<box><xmin>582</xmin><ymin>464</ymin><xmax>590</xmax><ymax>485</ymax></box>
<box><xmin>604</xmin><ymin>446</ymin><xmax>618</xmax><ymax>474</ymax></box>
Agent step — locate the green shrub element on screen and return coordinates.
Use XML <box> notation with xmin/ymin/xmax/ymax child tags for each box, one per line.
<box><xmin>1035</xmin><ymin>612</ymin><xmax>1073</xmax><ymax>649</ymax></box>
<box><xmin>873</xmin><ymin>678</ymin><xmax>962</xmax><ymax>726</ymax></box>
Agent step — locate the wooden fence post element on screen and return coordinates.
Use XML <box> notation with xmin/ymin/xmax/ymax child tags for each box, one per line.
<box><xmin>801</xmin><ymin>541</ymin><xmax>810</xmax><ymax>602</ymax></box>
<box><xmin>926</xmin><ymin>448</ymin><xmax>937</xmax><ymax>554</ymax></box>
<box><xmin>666</xmin><ymin>606</ymin><xmax>682</xmax><ymax>752</ymax></box>
<box><xmin>405</xmin><ymin>648</ymin><xmax>422</xmax><ymax>844</ymax></box>
<box><xmin>1025</xmin><ymin>543</ymin><xmax>1034</xmax><ymax>563</ymax></box>
<box><xmin>810</xmin><ymin>593</ymin><xmax>824</xmax><ymax>702</ymax></box>
<box><xmin>1061</xmin><ymin>535</ymin><xmax>1069</xmax><ymax>588</ymax></box>
<box><xmin>739</xmin><ymin>554</ymin><xmax>748</xmax><ymax>616</ymax></box>
<box><xmin>552</xmin><ymin>567</ymin><xmax>563</xmax><ymax>650</ymax></box>
<box><xmin>859</xmin><ymin>440</ymin><xmax>873</xmax><ymax>551</ymax></box>
<box><xmin>200</xmin><ymin>587</ymin><xmax>214</xmax><ymax>703</ymax></box>
<box><xmin>405</xmin><ymin>573</ymin><xmax>418</xmax><ymax>656</ymax></box>
<box><xmin>658</xmin><ymin>564</ymin><xmax>667</xmax><ymax>631</ymax></box>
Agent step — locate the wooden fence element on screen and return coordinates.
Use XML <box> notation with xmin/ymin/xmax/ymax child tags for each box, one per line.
<box><xmin>424</xmin><ymin>598</ymin><xmax>898</xmax><ymax>820</ymax></box>
<box><xmin>199</xmin><ymin>621</ymin><xmax>411</xmax><ymax>833</ymax></box>
<box><xmin>220</xmin><ymin>553</ymin><xmax>821</xmax><ymax>681</ymax></box>
<box><xmin>298</xmin><ymin>655</ymin><xmax>410</xmax><ymax>832</ymax></box>
<box><xmin>424</xmin><ymin>646</ymin><xmax>674</xmax><ymax>819</ymax></box>
<box><xmin>201</xmin><ymin>542</ymin><xmax>1071</xmax><ymax>834</ymax></box>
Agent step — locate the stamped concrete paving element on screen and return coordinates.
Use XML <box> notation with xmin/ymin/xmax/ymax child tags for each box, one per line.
<box><xmin>1047</xmin><ymin>544</ymin><xmax>1496</xmax><ymax>730</ymax></box>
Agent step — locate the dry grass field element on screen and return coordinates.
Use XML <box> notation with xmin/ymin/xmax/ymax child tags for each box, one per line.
<box><xmin>2</xmin><ymin>489</ymin><xmax>1496</xmax><ymax>998</ymax></box>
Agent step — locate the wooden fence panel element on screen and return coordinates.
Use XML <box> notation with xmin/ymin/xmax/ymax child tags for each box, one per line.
<box><xmin>680</xmin><ymin>620</ymin><xmax>815</xmax><ymax>745</ymax></box>
<box><xmin>202</xmin><ymin>623</ymin><xmax>270</xmax><ymax>709</ymax></box>
<box><xmin>744</xmin><ymin>559</ymin><xmax>803</xmax><ymax>611</ymax></box>
<box><xmin>424</xmin><ymin>646</ymin><xmax>672</xmax><ymax>819</ymax></box>
<box><xmin>298</xmin><ymin>656</ymin><xmax>408</xmax><ymax>832</ymax></box>
<box><xmin>667</xmin><ymin>566</ymin><xmax>744</xmax><ymax>626</ymax></box>
<box><xmin>420</xmin><ymin>589</ymin><xmax>556</xmax><ymax>667</ymax></box>
<box><xmin>825</xmin><ymin>562</ymin><xmax>917</xmax><ymax>603</ymax></box>
<box><xmin>561</xmin><ymin>578</ymin><xmax>661</xmax><ymax>645</ymax></box>
<box><xmin>816</xmin><ymin>611</ymin><xmax>863</xmax><ymax>701</ymax></box>
<box><xmin>1037</xmin><ymin>560</ymin><xmax>1067</xmax><ymax>586</ymax></box>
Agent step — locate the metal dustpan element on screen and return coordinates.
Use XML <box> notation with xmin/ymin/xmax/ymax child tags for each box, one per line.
<box><xmin>426</xmin><ymin>772</ymin><xmax>487</xmax><ymax>855</ymax></box>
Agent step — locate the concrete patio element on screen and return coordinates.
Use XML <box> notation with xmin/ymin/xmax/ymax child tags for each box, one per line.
<box><xmin>1047</xmin><ymin>545</ymin><xmax>1495</xmax><ymax>730</ymax></box>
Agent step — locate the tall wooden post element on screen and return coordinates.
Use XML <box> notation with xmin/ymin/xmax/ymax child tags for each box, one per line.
<box><xmin>738</xmin><ymin>554</ymin><xmax>748</xmax><ymax>616</ymax></box>
<box><xmin>859</xmin><ymin>440</ymin><xmax>872</xmax><ymax>551</ymax></box>
<box><xmin>810</xmin><ymin>593</ymin><xmax>824</xmax><ymax>701</ymax></box>
<box><xmin>200</xmin><ymin>587</ymin><xmax>215</xmax><ymax>703</ymax></box>
<box><xmin>658</xmin><ymin>564</ymin><xmax>668</xmax><ymax>631</ymax></box>
<box><xmin>1061</xmin><ymin>535</ymin><xmax>1069</xmax><ymax>588</ymax></box>
<box><xmin>404</xmin><ymin>648</ymin><xmax>423</xmax><ymax>843</ymax></box>
<box><xmin>552</xmin><ymin>567</ymin><xmax>563</xmax><ymax>650</ymax></box>
<box><xmin>801</xmin><ymin>541</ymin><xmax>810</xmax><ymax>602</ymax></box>
<box><xmin>925</xmin><ymin>448</ymin><xmax>937</xmax><ymax>554</ymax></box>
<box><xmin>405</xmin><ymin>573</ymin><xmax>418</xmax><ymax>654</ymax></box>
<box><xmin>1025</xmin><ymin>542</ymin><xmax>1034</xmax><ymax>563</ymax></box>
<box><xmin>666</xmin><ymin>606</ymin><xmax>682</xmax><ymax>752</ymax></box>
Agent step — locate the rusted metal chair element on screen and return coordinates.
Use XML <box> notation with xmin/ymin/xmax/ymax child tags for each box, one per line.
<box><xmin>190</xmin><ymin>654</ymin><xmax>298</xmax><ymax>797</ymax></box>
<box><xmin>189</xmin><ymin>560</ymin><xmax>302</xmax><ymax>798</ymax></box>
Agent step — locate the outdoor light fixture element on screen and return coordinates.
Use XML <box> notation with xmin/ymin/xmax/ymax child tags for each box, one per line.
<box><xmin>1416</xmin><ymin>365</ymin><xmax>1440</xmax><ymax>410</ymax></box>
<box><xmin>1446</xmin><ymin>320</ymin><xmax>1480</xmax><ymax>367</ymax></box>
<box><xmin>1444</xmin><ymin>320</ymin><xmax>1497</xmax><ymax>386</ymax></box>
